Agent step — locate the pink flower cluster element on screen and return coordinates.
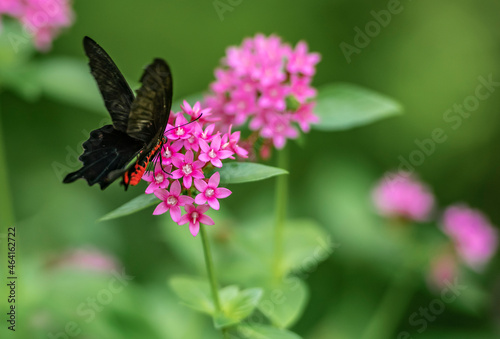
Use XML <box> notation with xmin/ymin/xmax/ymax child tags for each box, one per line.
<box><xmin>0</xmin><ymin>0</ymin><xmax>73</xmax><ymax>51</ymax></box>
<box><xmin>205</xmin><ymin>34</ymin><xmax>321</xmax><ymax>153</ymax></box>
<box><xmin>143</xmin><ymin>101</ymin><xmax>242</xmax><ymax>237</ymax></box>
<box><xmin>442</xmin><ymin>204</ymin><xmax>498</xmax><ymax>271</ymax></box>
<box><xmin>372</xmin><ymin>171</ymin><xmax>435</xmax><ymax>222</ymax></box>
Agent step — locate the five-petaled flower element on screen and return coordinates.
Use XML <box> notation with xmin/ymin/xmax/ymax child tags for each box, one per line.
<box><xmin>179</xmin><ymin>204</ymin><xmax>215</xmax><ymax>237</ymax></box>
<box><xmin>194</xmin><ymin>172</ymin><xmax>232</xmax><ymax>210</ymax></box>
<box><xmin>171</xmin><ymin>150</ymin><xmax>205</xmax><ymax>189</ymax></box>
<box><xmin>143</xmin><ymin>164</ymin><xmax>171</xmax><ymax>194</ymax></box>
<box><xmin>153</xmin><ymin>180</ymin><xmax>194</xmax><ymax>222</ymax></box>
<box><xmin>199</xmin><ymin>135</ymin><xmax>233</xmax><ymax>168</ymax></box>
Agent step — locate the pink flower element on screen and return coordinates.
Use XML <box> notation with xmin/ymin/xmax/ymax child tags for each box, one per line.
<box><xmin>427</xmin><ymin>252</ymin><xmax>458</xmax><ymax>291</ymax></box>
<box><xmin>287</xmin><ymin>41</ymin><xmax>321</xmax><ymax>76</ymax></box>
<box><xmin>181</xmin><ymin>100</ymin><xmax>212</xmax><ymax>122</ymax></box>
<box><xmin>166</xmin><ymin>114</ymin><xmax>193</xmax><ymax>141</ymax></box>
<box><xmin>54</xmin><ymin>248</ymin><xmax>119</xmax><ymax>273</ymax></box>
<box><xmin>292</xmin><ymin>102</ymin><xmax>319</xmax><ymax>133</ymax></box>
<box><xmin>198</xmin><ymin>134</ymin><xmax>233</xmax><ymax>167</ymax></box>
<box><xmin>178</xmin><ymin>204</ymin><xmax>215</xmax><ymax>237</ymax></box>
<box><xmin>161</xmin><ymin>140</ymin><xmax>183</xmax><ymax>165</ymax></box>
<box><xmin>257</xmin><ymin>83</ymin><xmax>289</xmax><ymax>111</ymax></box>
<box><xmin>221</xmin><ymin>127</ymin><xmax>248</xmax><ymax>159</ymax></box>
<box><xmin>20</xmin><ymin>0</ymin><xmax>74</xmax><ymax>51</ymax></box>
<box><xmin>205</xmin><ymin>34</ymin><xmax>320</xmax><ymax>153</ymax></box>
<box><xmin>142</xmin><ymin>164</ymin><xmax>171</xmax><ymax>194</ymax></box>
<box><xmin>0</xmin><ymin>0</ymin><xmax>24</xmax><ymax>17</ymax></box>
<box><xmin>153</xmin><ymin>180</ymin><xmax>194</xmax><ymax>222</ymax></box>
<box><xmin>171</xmin><ymin>150</ymin><xmax>205</xmax><ymax>188</ymax></box>
<box><xmin>441</xmin><ymin>204</ymin><xmax>498</xmax><ymax>270</ymax></box>
<box><xmin>290</xmin><ymin>75</ymin><xmax>317</xmax><ymax>102</ymax></box>
<box><xmin>260</xmin><ymin>115</ymin><xmax>298</xmax><ymax>149</ymax></box>
<box><xmin>372</xmin><ymin>171</ymin><xmax>434</xmax><ymax>221</ymax></box>
<box><xmin>194</xmin><ymin>172</ymin><xmax>232</xmax><ymax>210</ymax></box>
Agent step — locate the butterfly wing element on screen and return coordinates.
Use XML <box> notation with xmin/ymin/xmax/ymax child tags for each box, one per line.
<box><xmin>126</xmin><ymin>58</ymin><xmax>172</xmax><ymax>145</ymax></box>
<box><xmin>63</xmin><ymin>125</ymin><xmax>144</xmax><ymax>190</ymax></box>
<box><xmin>83</xmin><ymin>36</ymin><xmax>135</xmax><ymax>133</ymax></box>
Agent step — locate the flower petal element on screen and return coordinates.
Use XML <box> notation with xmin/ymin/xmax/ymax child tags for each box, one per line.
<box><xmin>189</xmin><ymin>222</ymin><xmax>200</xmax><ymax>237</ymax></box>
<box><xmin>195</xmin><ymin>194</ymin><xmax>207</xmax><ymax>205</ymax></box>
<box><xmin>154</xmin><ymin>189</ymin><xmax>169</xmax><ymax>200</ymax></box>
<box><xmin>194</xmin><ymin>179</ymin><xmax>208</xmax><ymax>192</ymax></box>
<box><xmin>208</xmin><ymin>198</ymin><xmax>220</xmax><ymax>210</ymax></box>
<box><xmin>208</xmin><ymin>172</ymin><xmax>220</xmax><ymax>187</ymax></box>
<box><xmin>215</xmin><ymin>187</ymin><xmax>232</xmax><ymax>199</ymax></box>
<box><xmin>170</xmin><ymin>180</ymin><xmax>181</xmax><ymax>196</ymax></box>
<box><xmin>170</xmin><ymin>206</ymin><xmax>181</xmax><ymax>222</ymax></box>
<box><xmin>153</xmin><ymin>202</ymin><xmax>169</xmax><ymax>215</ymax></box>
<box><xmin>199</xmin><ymin>214</ymin><xmax>215</xmax><ymax>226</ymax></box>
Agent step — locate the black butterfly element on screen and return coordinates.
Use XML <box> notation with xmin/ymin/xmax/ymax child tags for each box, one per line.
<box><xmin>63</xmin><ymin>36</ymin><xmax>172</xmax><ymax>190</ymax></box>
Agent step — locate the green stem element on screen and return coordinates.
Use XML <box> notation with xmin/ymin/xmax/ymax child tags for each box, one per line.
<box><xmin>0</xmin><ymin>108</ymin><xmax>15</xmax><ymax>228</ymax></box>
<box><xmin>360</xmin><ymin>255</ymin><xmax>420</xmax><ymax>339</ymax></box>
<box><xmin>272</xmin><ymin>147</ymin><xmax>289</xmax><ymax>281</ymax></box>
<box><xmin>200</xmin><ymin>223</ymin><xmax>222</xmax><ymax>313</ymax></box>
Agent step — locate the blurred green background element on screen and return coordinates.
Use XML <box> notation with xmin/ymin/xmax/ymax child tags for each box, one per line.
<box><xmin>1</xmin><ymin>0</ymin><xmax>500</xmax><ymax>338</ymax></box>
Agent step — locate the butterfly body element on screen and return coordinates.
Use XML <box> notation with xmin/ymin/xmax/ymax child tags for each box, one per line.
<box><xmin>63</xmin><ymin>37</ymin><xmax>172</xmax><ymax>190</ymax></box>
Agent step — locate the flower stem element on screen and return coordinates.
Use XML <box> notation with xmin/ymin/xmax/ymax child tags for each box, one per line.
<box><xmin>200</xmin><ymin>223</ymin><xmax>222</xmax><ymax>313</ymax></box>
<box><xmin>360</xmin><ymin>259</ymin><xmax>419</xmax><ymax>339</ymax></box>
<box><xmin>273</xmin><ymin>147</ymin><xmax>289</xmax><ymax>281</ymax></box>
<box><xmin>0</xmin><ymin>110</ymin><xmax>15</xmax><ymax>228</ymax></box>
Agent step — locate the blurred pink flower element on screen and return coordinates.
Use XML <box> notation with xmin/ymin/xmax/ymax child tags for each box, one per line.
<box><xmin>205</xmin><ymin>34</ymin><xmax>320</xmax><ymax>151</ymax></box>
<box><xmin>54</xmin><ymin>248</ymin><xmax>119</xmax><ymax>272</ymax></box>
<box><xmin>427</xmin><ymin>252</ymin><xmax>458</xmax><ymax>291</ymax></box>
<box><xmin>1</xmin><ymin>0</ymin><xmax>74</xmax><ymax>51</ymax></box>
<box><xmin>442</xmin><ymin>204</ymin><xmax>498</xmax><ymax>270</ymax></box>
<box><xmin>372</xmin><ymin>171</ymin><xmax>434</xmax><ymax>221</ymax></box>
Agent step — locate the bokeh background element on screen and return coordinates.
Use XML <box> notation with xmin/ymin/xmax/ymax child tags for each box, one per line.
<box><xmin>1</xmin><ymin>0</ymin><xmax>500</xmax><ymax>338</ymax></box>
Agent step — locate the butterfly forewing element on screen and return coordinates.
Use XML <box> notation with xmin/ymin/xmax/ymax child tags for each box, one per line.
<box><xmin>83</xmin><ymin>36</ymin><xmax>135</xmax><ymax>133</ymax></box>
<box><xmin>126</xmin><ymin>58</ymin><xmax>172</xmax><ymax>144</ymax></box>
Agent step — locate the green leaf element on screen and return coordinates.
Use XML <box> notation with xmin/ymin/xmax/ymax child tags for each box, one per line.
<box><xmin>232</xmin><ymin>324</ymin><xmax>302</xmax><ymax>339</ymax></box>
<box><xmin>99</xmin><ymin>194</ymin><xmax>158</xmax><ymax>221</ymax></box>
<box><xmin>172</xmin><ymin>91</ymin><xmax>205</xmax><ymax>112</ymax></box>
<box><xmin>313</xmin><ymin>83</ymin><xmax>403</xmax><ymax>131</ymax></box>
<box><xmin>169</xmin><ymin>276</ymin><xmax>215</xmax><ymax>315</ymax></box>
<box><xmin>34</xmin><ymin>57</ymin><xmax>106</xmax><ymax>114</ymax></box>
<box><xmin>216</xmin><ymin>163</ymin><xmax>288</xmax><ymax>184</ymax></box>
<box><xmin>257</xmin><ymin>279</ymin><xmax>309</xmax><ymax>329</ymax></box>
<box><xmin>214</xmin><ymin>286</ymin><xmax>263</xmax><ymax>328</ymax></box>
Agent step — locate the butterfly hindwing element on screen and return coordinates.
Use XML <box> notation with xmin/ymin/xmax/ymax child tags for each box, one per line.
<box><xmin>126</xmin><ymin>58</ymin><xmax>172</xmax><ymax>144</ymax></box>
<box><xmin>63</xmin><ymin>125</ymin><xmax>144</xmax><ymax>189</ymax></box>
<box><xmin>83</xmin><ymin>36</ymin><xmax>135</xmax><ymax>133</ymax></box>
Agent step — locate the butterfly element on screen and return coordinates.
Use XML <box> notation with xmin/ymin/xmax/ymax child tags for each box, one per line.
<box><xmin>63</xmin><ymin>36</ymin><xmax>172</xmax><ymax>190</ymax></box>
